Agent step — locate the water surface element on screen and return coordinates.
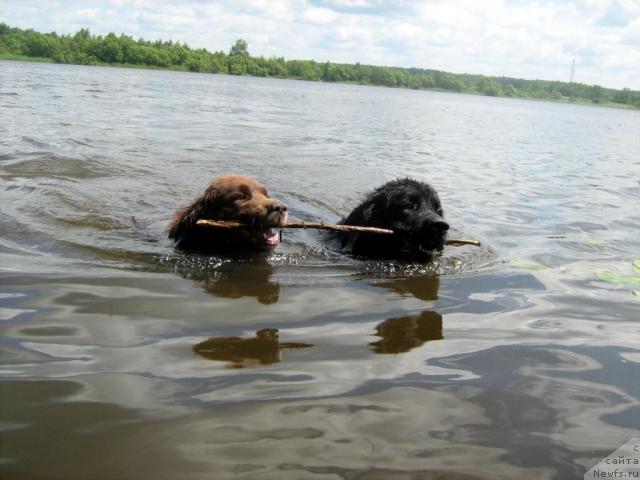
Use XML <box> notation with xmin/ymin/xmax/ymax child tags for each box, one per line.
<box><xmin>1</xmin><ymin>61</ymin><xmax>639</xmax><ymax>479</ymax></box>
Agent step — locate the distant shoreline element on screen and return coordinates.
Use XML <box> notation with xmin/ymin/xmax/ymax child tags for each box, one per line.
<box><xmin>2</xmin><ymin>23</ymin><xmax>638</xmax><ymax>110</ymax></box>
<box><xmin>1</xmin><ymin>21</ymin><xmax>638</xmax><ymax>111</ymax></box>
<box><xmin>3</xmin><ymin>53</ymin><xmax>636</xmax><ymax>113</ymax></box>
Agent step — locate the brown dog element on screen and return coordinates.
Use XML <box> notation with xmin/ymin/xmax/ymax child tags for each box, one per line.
<box><xmin>169</xmin><ymin>174</ymin><xmax>288</xmax><ymax>252</ymax></box>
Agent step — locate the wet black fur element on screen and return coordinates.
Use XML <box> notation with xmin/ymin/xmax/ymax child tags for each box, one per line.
<box><xmin>333</xmin><ymin>178</ymin><xmax>449</xmax><ymax>259</ymax></box>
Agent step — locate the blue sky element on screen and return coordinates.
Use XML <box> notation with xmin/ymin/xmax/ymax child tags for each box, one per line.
<box><xmin>1</xmin><ymin>0</ymin><xmax>639</xmax><ymax>89</ymax></box>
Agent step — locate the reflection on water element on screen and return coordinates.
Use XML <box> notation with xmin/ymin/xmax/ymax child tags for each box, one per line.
<box><xmin>1</xmin><ymin>61</ymin><xmax>640</xmax><ymax>479</ymax></box>
<box><xmin>200</xmin><ymin>261</ymin><xmax>280</xmax><ymax>304</ymax></box>
<box><xmin>370</xmin><ymin>276</ymin><xmax>443</xmax><ymax>354</ymax></box>
<box><xmin>193</xmin><ymin>328</ymin><xmax>314</xmax><ymax>368</ymax></box>
<box><xmin>168</xmin><ymin>256</ymin><xmax>283</xmax><ymax>304</ymax></box>
<box><xmin>377</xmin><ymin>274</ymin><xmax>440</xmax><ymax>301</ymax></box>
<box><xmin>370</xmin><ymin>311</ymin><xmax>443</xmax><ymax>354</ymax></box>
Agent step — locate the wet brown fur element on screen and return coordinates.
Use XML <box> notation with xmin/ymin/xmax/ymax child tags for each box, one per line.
<box><xmin>168</xmin><ymin>174</ymin><xmax>287</xmax><ymax>252</ymax></box>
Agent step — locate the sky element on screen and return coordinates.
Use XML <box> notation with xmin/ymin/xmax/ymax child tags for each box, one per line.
<box><xmin>1</xmin><ymin>0</ymin><xmax>639</xmax><ymax>90</ymax></box>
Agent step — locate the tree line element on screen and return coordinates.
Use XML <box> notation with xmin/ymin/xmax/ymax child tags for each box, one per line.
<box><xmin>1</xmin><ymin>23</ymin><xmax>638</xmax><ymax>108</ymax></box>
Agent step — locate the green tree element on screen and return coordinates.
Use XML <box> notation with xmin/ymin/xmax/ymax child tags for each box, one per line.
<box><xmin>612</xmin><ymin>88</ymin><xmax>631</xmax><ymax>104</ymax></box>
<box><xmin>433</xmin><ymin>72</ymin><xmax>464</xmax><ymax>92</ymax></box>
<box><xmin>370</xmin><ymin>66</ymin><xmax>396</xmax><ymax>86</ymax></box>
<box><xmin>92</xmin><ymin>33</ymin><xmax>123</xmax><ymax>63</ymax></box>
<box><xmin>24</xmin><ymin>31</ymin><xmax>59</xmax><ymax>57</ymax></box>
<box><xmin>228</xmin><ymin>54</ymin><xmax>247</xmax><ymax>75</ymax></box>
<box><xmin>476</xmin><ymin>77</ymin><xmax>502</xmax><ymax>96</ymax></box>
<box><xmin>229</xmin><ymin>39</ymin><xmax>249</xmax><ymax>57</ymax></box>
<box><xmin>74</xmin><ymin>28</ymin><xmax>91</xmax><ymax>41</ymax></box>
<box><xmin>286</xmin><ymin>60</ymin><xmax>321</xmax><ymax>80</ymax></box>
<box><xmin>418</xmin><ymin>74</ymin><xmax>435</xmax><ymax>89</ymax></box>
<box><xmin>266</xmin><ymin>57</ymin><xmax>287</xmax><ymax>76</ymax></box>
<box><xmin>590</xmin><ymin>85</ymin><xmax>604</xmax><ymax>103</ymax></box>
<box><xmin>502</xmin><ymin>84</ymin><xmax>517</xmax><ymax>97</ymax></box>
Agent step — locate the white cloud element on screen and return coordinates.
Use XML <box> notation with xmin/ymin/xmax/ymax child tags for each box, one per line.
<box><xmin>324</xmin><ymin>0</ymin><xmax>375</xmax><ymax>7</ymax></box>
<box><xmin>0</xmin><ymin>0</ymin><xmax>638</xmax><ymax>89</ymax></box>
<box><xmin>300</xmin><ymin>6</ymin><xmax>338</xmax><ymax>24</ymax></box>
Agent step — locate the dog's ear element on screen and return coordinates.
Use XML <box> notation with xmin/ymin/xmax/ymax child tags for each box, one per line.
<box><xmin>168</xmin><ymin>183</ymin><xmax>224</xmax><ymax>243</ymax></box>
<box><xmin>202</xmin><ymin>182</ymin><xmax>224</xmax><ymax>209</ymax></box>
<box><xmin>189</xmin><ymin>181</ymin><xmax>227</xmax><ymax>221</ymax></box>
<box><xmin>361</xmin><ymin>202</ymin><xmax>375</xmax><ymax>222</ymax></box>
<box><xmin>339</xmin><ymin>199</ymin><xmax>375</xmax><ymax>249</ymax></box>
<box><xmin>344</xmin><ymin>198</ymin><xmax>374</xmax><ymax>225</ymax></box>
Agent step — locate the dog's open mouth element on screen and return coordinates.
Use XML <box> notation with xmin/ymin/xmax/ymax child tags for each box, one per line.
<box><xmin>402</xmin><ymin>243</ymin><xmax>438</xmax><ymax>257</ymax></box>
<box><xmin>263</xmin><ymin>228</ymin><xmax>280</xmax><ymax>247</ymax></box>
<box><xmin>400</xmin><ymin>232</ymin><xmax>447</xmax><ymax>257</ymax></box>
<box><xmin>243</xmin><ymin>227</ymin><xmax>281</xmax><ymax>250</ymax></box>
<box><xmin>226</xmin><ymin>214</ymin><xmax>286</xmax><ymax>251</ymax></box>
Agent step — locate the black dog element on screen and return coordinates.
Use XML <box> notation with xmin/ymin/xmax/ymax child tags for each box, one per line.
<box><xmin>333</xmin><ymin>178</ymin><xmax>449</xmax><ymax>259</ymax></box>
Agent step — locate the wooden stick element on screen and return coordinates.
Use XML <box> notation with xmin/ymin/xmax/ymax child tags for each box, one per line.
<box><xmin>195</xmin><ymin>219</ymin><xmax>480</xmax><ymax>246</ymax></box>
<box><xmin>197</xmin><ymin>219</ymin><xmax>393</xmax><ymax>234</ymax></box>
<box><xmin>196</xmin><ymin>219</ymin><xmax>247</xmax><ymax>229</ymax></box>
<box><xmin>443</xmin><ymin>239</ymin><xmax>481</xmax><ymax>247</ymax></box>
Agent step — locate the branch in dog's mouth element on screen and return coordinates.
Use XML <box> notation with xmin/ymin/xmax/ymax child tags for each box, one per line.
<box><xmin>196</xmin><ymin>219</ymin><xmax>481</xmax><ymax>247</ymax></box>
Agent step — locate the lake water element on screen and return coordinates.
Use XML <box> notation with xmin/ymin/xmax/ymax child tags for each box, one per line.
<box><xmin>1</xmin><ymin>61</ymin><xmax>639</xmax><ymax>479</ymax></box>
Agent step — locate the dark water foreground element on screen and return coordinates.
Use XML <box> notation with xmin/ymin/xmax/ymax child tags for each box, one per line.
<box><xmin>1</xmin><ymin>61</ymin><xmax>639</xmax><ymax>480</ymax></box>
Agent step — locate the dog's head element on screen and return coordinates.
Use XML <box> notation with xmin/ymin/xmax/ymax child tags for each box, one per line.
<box><xmin>344</xmin><ymin>178</ymin><xmax>449</xmax><ymax>258</ymax></box>
<box><xmin>169</xmin><ymin>174</ymin><xmax>288</xmax><ymax>251</ymax></box>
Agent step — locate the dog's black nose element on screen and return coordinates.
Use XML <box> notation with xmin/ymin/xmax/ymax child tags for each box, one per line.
<box><xmin>434</xmin><ymin>220</ymin><xmax>449</xmax><ymax>232</ymax></box>
<box><xmin>268</xmin><ymin>202</ymin><xmax>287</xmax><ymax>214</ymax></box>
<box><xmin>422</xmin><ymin>212</ymin><xmax>449</xmax><ymax>234</ymax></box>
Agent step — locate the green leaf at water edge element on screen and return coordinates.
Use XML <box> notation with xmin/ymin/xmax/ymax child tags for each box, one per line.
<box><xmin>595</xmin><ymin>269</ymin><xmax>640</xmax><ymax>286</ymax></box>
<box><xmin>633</xmin><ymin>259</ymin><xmax>640</xmax><ymax>273</ymax></box>
<box><xmin>634</xmin><ymin>291</ymin><xmax>640</xmax><ymax>297</ymax></box>
<box><xmin>511</xmin><ymin>260</ymin><xmax>547</xmax><ymax>271</ymax></box>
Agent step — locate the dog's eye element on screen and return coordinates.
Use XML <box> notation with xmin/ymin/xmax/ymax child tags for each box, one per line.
<box><xmin>230</xmin><ymin>192</ymin><xmax>248</xmax><ymax>202</ymax></box>
<box><xmin>234</xmin><ymin>185</ymin><xmax>253</xmax><ymax>201</ymax></box>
